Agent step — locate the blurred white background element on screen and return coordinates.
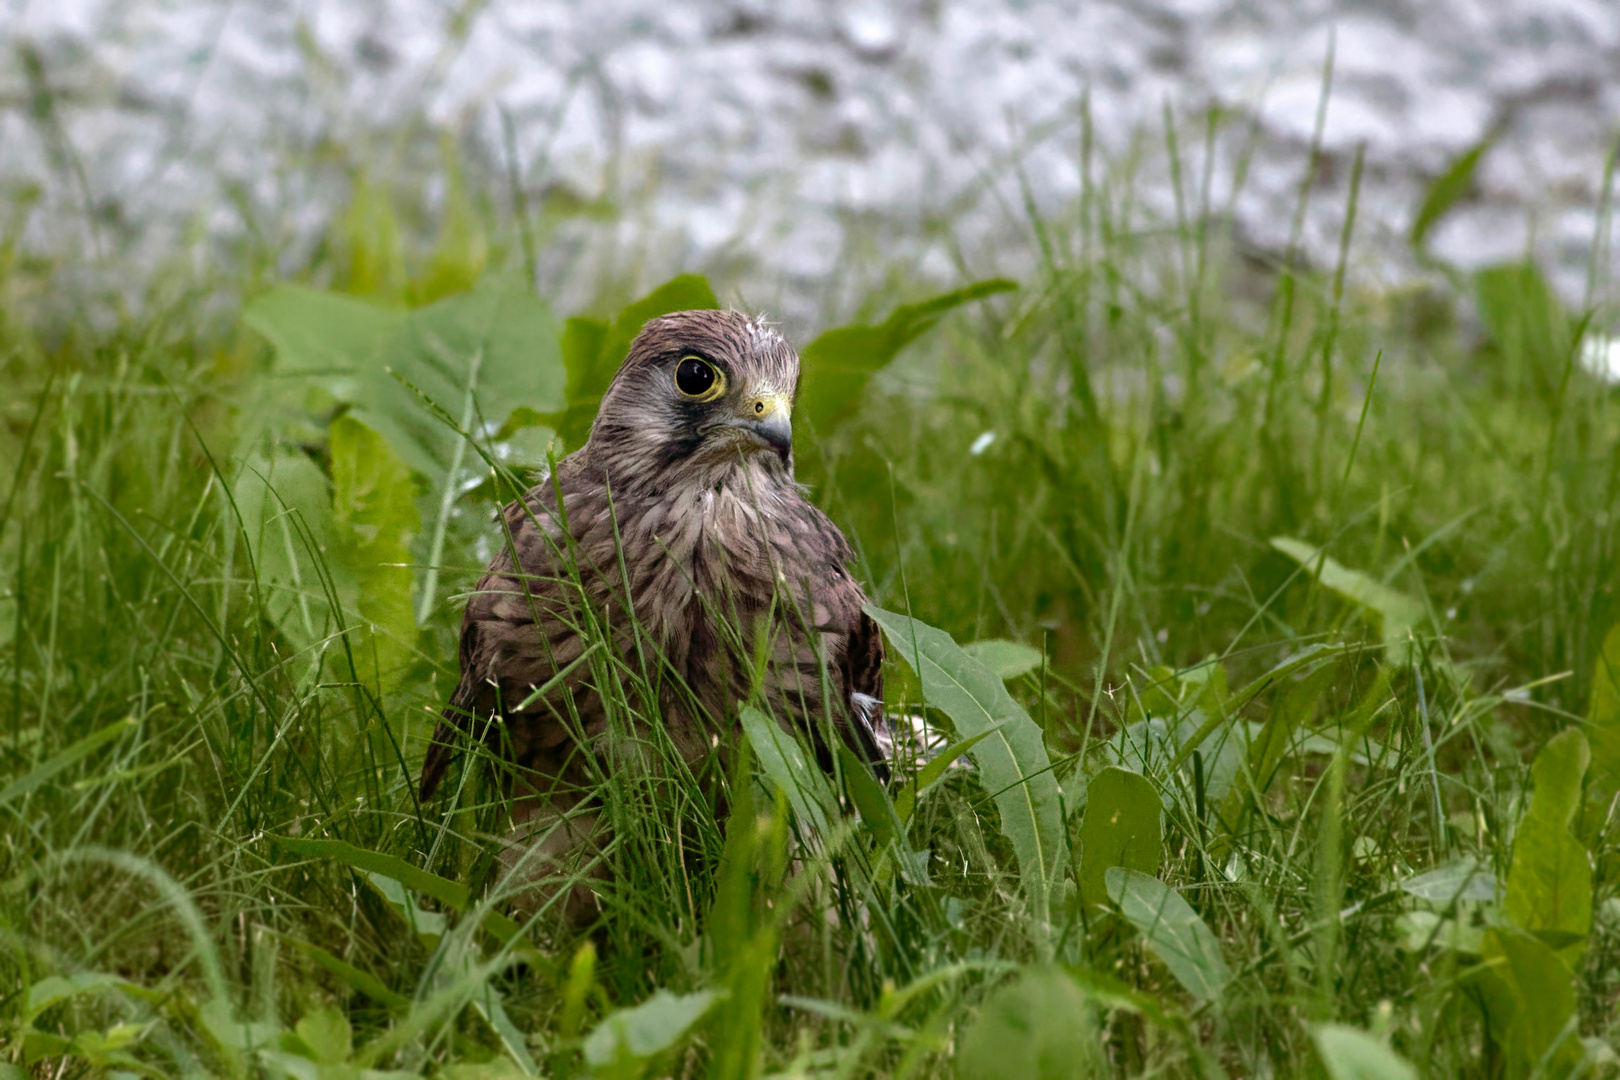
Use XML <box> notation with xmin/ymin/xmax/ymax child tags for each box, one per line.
<box><xmin>2</xmin><ymin>0</ymin><xmax>1616</xmax><ymax>323</ymax></box>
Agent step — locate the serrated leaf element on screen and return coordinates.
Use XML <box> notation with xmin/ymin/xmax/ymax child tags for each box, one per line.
<box><xmin>1105</xmin><ymin>868</ymin><xmax>1231</xmax><ymax>1001</ymax></box>
<box><xmin>582</xmin><ymin>990</ymin><xmax>720</xmax><ymax>1079</ymax></box>
<box><xmin>865</xmin><ymin>605</ymin><xmax>1065</xmax><ymax>907</ymax></box>
<box><xmin>1311</xmin><ymin>1024</ymin><xmax>1417</xmax><ymax>1080</ymax></box>
<box><xmin>962</xmin><ymin>639</ymin><xmax>1044</xmax><ymax>680</ymax></box>
<box><xmin>1078</xmin><ymin>767</ymin><xmax>1162</xmax><ymax>908</ymax></box>
<box><xmin>242</xmin><ymin>286</ymin><xmax>405</xmax><ymax>394</ymax></box>
<box><xmin>1270</xmin><ymin>539</ymin><xmax>1425</xmax><ymax>663</ymax></box>
<box><xmin>329</xmin><ymin>416</ymin><xmax>419</xmax><ymax>692</ymax></box>
<box><xmin>798</xmin><ymin>279</ymin><xmax>1017</xmax><ymax>434</ymax></box>
<box><xmin>354</xmin><ymin>273</ymin><xmax>565</xmax><ymax>479</ymax></box>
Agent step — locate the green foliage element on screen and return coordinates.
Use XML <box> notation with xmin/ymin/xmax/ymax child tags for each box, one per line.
<box><xmin>1270</xmin><ymin>538</ymin><xmax>1425</xmax><ymax>663</ymax></box>
<box><xmin>1477</xmin><ymin>927</ymin><xmax>1584</xmax><ymax>1077</ymax></box>
<box><xmin>1473</xmin><ymin>261</ymin><xmax>1576</xmax><ymax>400</ymax></box>
<box><xmin>1311</xmin><ymin>1024</ymin><xmax>1418</xmax><ymax>1080</ymax></box>
<box><xmin>1078</xmin><ymin>767</ymin><xmax>1162</xmax><ymax>909</ymax></box>
<box><xmin>583</xmin><ymin>990</ymin><xmax>720</xmax><ymax>1080</ymax></box>
<box><xmin>1105</xmin><ymin>869</ymin><xmax>1231</xmax><ymax>1003</ymax></box>
<box><xmin>956</xmin><ymin>968</ymin><xmax>1105</xmax><ymax>1080</ymax></box>
<box><xmin>865</xmin><ymin>604</ymin><xmax>1066</xmax><ymax>915</ymax></box>
<box><xmin>962</xmin><ymin>638</ymin><xmax>1045</xmax><ymax>681</ymax></box>
<box><xmin>797</xmin><ymin>279</ymin><xmax>1016</xmax><ymax>435</ymax></box>
<box><xmin>329</xmin><ymin>416</ymin><xmax>419</xmax><ymax>691</ymax></box>
<box><xmin>1503</xmin><ymin>728</ymin><xmax>1592</xmax><ymax>961</ymax></box>
<box><xmin>10</xmin><ymin>101</ymin><xmax>1620</xmax><ymax>1078</ymax></box>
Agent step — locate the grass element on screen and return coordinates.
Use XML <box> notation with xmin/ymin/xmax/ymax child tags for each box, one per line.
<box><xmin>3</xmin><ymin>96</ymin><xmax>1620</xmax><ymax>1079</ymax></box>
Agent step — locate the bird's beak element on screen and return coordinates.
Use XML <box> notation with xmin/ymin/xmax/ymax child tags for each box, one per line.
<box><xmin>729</xmin><ymin>392</ymin><xmax>793</xmax><ymax>462</ymax></box>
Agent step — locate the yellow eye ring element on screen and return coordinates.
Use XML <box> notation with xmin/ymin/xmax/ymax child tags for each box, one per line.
<box><xmin>674</xmin><ymin>356</ymin><xmax>726</xmax><ymax>402</ymax></box>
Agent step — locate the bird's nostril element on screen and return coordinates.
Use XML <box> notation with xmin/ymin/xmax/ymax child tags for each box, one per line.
<box><xmin>755</xmin><ymin>401</ymin><xmax>764</xmax><ymax>414</ymax></box>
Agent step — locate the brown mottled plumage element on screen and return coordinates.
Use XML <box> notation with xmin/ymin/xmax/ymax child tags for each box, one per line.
<box><xmin>419</xmin><ymin>309</ymin><xmax>885</xmax><ymax>915</ymax></box>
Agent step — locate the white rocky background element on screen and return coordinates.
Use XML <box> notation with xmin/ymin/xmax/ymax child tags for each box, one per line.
<box><xmin>2</xmin><ymin>0</ymin><xmax>1617</xmax><ymax>332</ymax></box>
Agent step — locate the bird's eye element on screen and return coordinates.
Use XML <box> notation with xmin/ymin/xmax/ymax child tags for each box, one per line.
<box><xmin>674</xmin><ymin>356</ymin><xmax>724</xmax><ymax>401</ymax></box>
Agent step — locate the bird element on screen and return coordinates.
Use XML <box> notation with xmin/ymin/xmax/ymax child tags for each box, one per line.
<box><xmin>418</xmin><ymin>308</ymin><xmax>887</xmax><ymax>921</ymax></box>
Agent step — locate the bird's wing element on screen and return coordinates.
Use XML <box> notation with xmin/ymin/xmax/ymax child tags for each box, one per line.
<box><xmin>420</xmin><ymin>484</ymin><xmax>606</xmax><ymax>800</ymax></box>
<box><xmin>770</xmin><ymin>501</ymin><xmax>889</xmax><ymax>781</ymax></box>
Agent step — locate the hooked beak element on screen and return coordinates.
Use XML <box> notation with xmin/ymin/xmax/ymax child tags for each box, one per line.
<box><xmin>720</xmin><ymin>392</ymin><xmax>792</xmax><ymax>463</ymax></box>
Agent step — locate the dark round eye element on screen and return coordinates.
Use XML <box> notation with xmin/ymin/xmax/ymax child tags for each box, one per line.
<box><xmin>675</xmin><ymin>356</ymin><xmax>723</xmax><ymax>400</ymax></box>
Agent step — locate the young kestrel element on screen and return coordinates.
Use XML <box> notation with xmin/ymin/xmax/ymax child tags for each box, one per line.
<box><xmin>419</xmin><ymin>309</ymin><xmax>886</xmax><ymax>916</ymax></box>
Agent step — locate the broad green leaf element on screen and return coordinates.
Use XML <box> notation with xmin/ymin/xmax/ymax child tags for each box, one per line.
<box><xmin>552</xmin><ymin>274</ymin><xmax>720</xmax><ymax>448</ymax></box>
<box><xmin>893</xmin><ymin>726</ymin><xmax>1001</xmax><ymax>824</ymax></box>
<box><xmin>0</xmin><ymin>718</ymin><xmax>133</xmax><ymax>809</ymax></box>
<box><xmin>1583</xmin><ymin>620</ymin><xmax>1620</xmax><ymax>847</ymax></box>
<box><xmin>1505</xmin><ymin>728</ymin><xmax>1592</xmax><ymax>961</ymax></box>
<box><xmin>963</xmin><ymin>639</ymin><xmax>1044</xmax><ymax>681</ymax></box>
<box><xmin>1396</xmin><ymin>910</ymin><xmax>1484</xmax><ymax>955</ymax></box>
<box><xmin>1078</xmin><ymin>767</ymin><xmax>1162</xmax><ymax>909</ymax></box>
<box><xmin>23</xmin><ymin>972</ymin><xmax>138</xmax><ymax>1023</ymax></box>
<box><xmin>1311</xmin><ymin>1024</ymin><xmax>1417</xmax><ymax>1080</ymax></box>
<box><xmin>329</xmin><ymin>416</ymin><xmax>419</xmax><ymax>692</ymax></box>
<box><xmin>865</xmin><ymin>605</ymin><xmax>1066</xmax><ymax>907</ymax></box>
<box><xmin>798</xmin><ymin>279</ymin><xmax>1017</xmax><ymax>434</ymax></box>
<box><xmin>234</xmin><ymin>449</ymin><xmax>353</xmax><ymax>654</ymax></box>
<box><xmin>738</xmin><ymin>705</ymin><xmax>838</xmax><ymax>842</ymax></box>
<box><xmin>242</xmin><ymin>285</ymin><xmax>405</xmax><ymax>395</ymax></box>
<box><xmin>354</xmin><ymin>273</ymin><xmax>565</xmax><ymax>479</ymax></box>
<box><xmin>956</xmin><ymin>967</ymin><xmax>1105</xmax><ymax>1080</ymax></box>
<box><xmin>247</xmin><ymin>274</ymin><xmax>566</xmax><ymax>628</ymax></box>
<box><xmin>287</xmin><ymin>1007</ymin><xmax>351</xmax><ymax>1065</ymax></box>
<box><xmin>364</xmin><ymin>870</ymin><xmax>448</xmax><ymax>944</ymax></box>
<box><xmin>1400</xmin><ymin>857</ymin><xmax>1497</xmax><ymax>903</ymax></box>
<box><xmin>1105</xmin><ymin>868</ymin><xmax>1232</xmax><ymax>1001</ymax></box>
<box><xmin>1480</xmin><ymin>926</ymin><xmax>1583</xmax><ymax>1076</ymax></box>
<box><xmin>1410</xmin><ymin>138</ymin><xmax>1492</xmax><ymax>252</ymax></box>
<box><xmin>1271</xmin><ymin>538</ymin><xmax>1425</xmax><ymax>663</ymax></box>
<box><xmin>583</xmin><ymin>990</ymin><xmax>720</xmax><ymax>1079</ymax></box>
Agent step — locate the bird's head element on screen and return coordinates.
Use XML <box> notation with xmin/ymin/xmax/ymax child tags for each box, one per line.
<box><xmin>586</xmin><ymin>309</ymin><xmax>800</xmax><ymax>491</ymax></box>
